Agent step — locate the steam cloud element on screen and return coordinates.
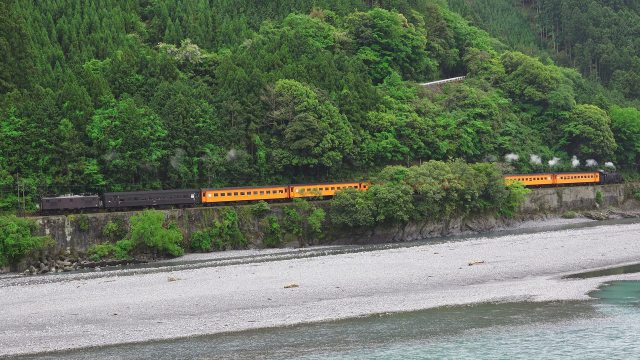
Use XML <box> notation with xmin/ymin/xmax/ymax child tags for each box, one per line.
<box><xmin>529</xmin><ymin>154</ymin><xmax>542</xmax><ymax>165</ymax></box>
<box><xmin>548</xmin><ymin>157</ymin><xmax>561</xmax><ymax>167</ymax></box>
<box><xmin>504</xmin><ymin>153</ymin><xmax>519</xmax><ymax>163</ymax></box>
<box><xmin>170</xmin><ymin>148</ymin><xmax>186</xmax><ymax>170</ymax></box>
<box><xmin>226</xmin><ymin>149</ymin><xmax>238</xmax><ymax>162</ymax></box>
<box><xmin>586</xmin><ymin>159</ymin><xmax>598</xmax><ymax>167</ymax></box>
<box><xmin>571</xmin><ymin>156</ymin><xmax>580</xmax><ymax>168</ymax></box>
<box><xmin>605</xmin><ymin>162</ymin><xmax>616</xmax><ymax>169</ymax></box>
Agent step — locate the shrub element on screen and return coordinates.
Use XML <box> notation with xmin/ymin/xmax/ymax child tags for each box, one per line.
<box><xmin>562</xmin><ymin>211</ymin><xmax>578</xmax><ymax>219</ymax></box>
<box><xmin>88</xmin><ymin>243</ymin><xmax>114</xmax><ymax>262</ymax></box>
<box><xmin>75</xmin><ymin>214</ymin><xmax>90</xmax><ymax>232</ymax></box>
<box><xmin>262</xmin><ymin>215</ymin><xmax>283</xmax><ymax>248</ymax></box>
<box><xmin>102</xmin><ymin>218</ymin><xmax>127</xmax><ymax>241</ymax></box>
<box><xmin>88</xmin><ymin>239</ymin><xmax>135</xmax><ymax>261</ymax></box>
<box><xmin>330</xmin><ymin>188</ymin><xmax>375</xmax><ymax>228</ymax></box>
<box><xmin>0</xmin><ymin>215</ymin><xmax>52</xmax><ymax>268</ymax></box>
<box><xmin>113</xmin><ymin>239</ymin><xmax>134</xmax><ymax>260</ymax></box>
<box><xmin>128</xmin><ymin>210</ymin><xmax>184</xmax><ymax>257</ymax></box>
<box><xmin>193</xmin><ymin>209</ymin><xmax>248</xmax><ymax>252</ymax></box>
<box><xmin>283</xmin><ymin>199</ymin><xmax>325</xmax><ymax>246</ymax></box>
<box><xmin>191</xmin><ymin>229</ymin><xmax>213</xmax><ymax>252</ymax></box>
<box><xmin>595</xmin><ymin>190</ymin><xmax>604</xmax><ymax>207</ymax></box>
<box><xmin>498</xmin><ymin>181</ymin><xmax>530</xmax><ymax>218</ymax></box>
<box><xmin>212</xmin><ymin>209</ymin><xmax>247</xmax><ymax>250</ymax></box>
<box><xmin>250</xmin><ymin>201</ymin><xmax>271</xmax><ymax>217</ymax></box>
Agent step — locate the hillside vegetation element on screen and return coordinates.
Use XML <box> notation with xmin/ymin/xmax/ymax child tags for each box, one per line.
<box><xmin>1</xmin><ymin>0</ymin><xmax>639</xmax><ymax>211</ymax></box>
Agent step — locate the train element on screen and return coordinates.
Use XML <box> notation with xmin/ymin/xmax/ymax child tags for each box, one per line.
<box><xmin>40</xmin><ymin>170</ymin><xmax>622</xmax><ymax>213</ymax></box>
<box><xmin>40</xmin><ymin>181</ymin><xmax>370</xmax><ymax>213</ymax></box>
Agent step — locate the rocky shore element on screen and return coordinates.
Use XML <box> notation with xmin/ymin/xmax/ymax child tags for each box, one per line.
<box><xmin>1</xmin><ymin>219</ymin><xmax>639</xmax><ymax>357</ymax></box>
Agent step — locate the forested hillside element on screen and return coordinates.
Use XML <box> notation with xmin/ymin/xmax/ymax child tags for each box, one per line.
<box><xmin>449</xmin><ymin>0</ymin><xmax>640</xmax><ymax>105</ymax></box>
<box><xmin>1</xmin><ymin>0</ymin><xmax>639</xmax><ymax>211</ymax></box>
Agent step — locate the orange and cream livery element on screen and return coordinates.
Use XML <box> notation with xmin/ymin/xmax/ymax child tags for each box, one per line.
<box><xmin>40</xmin><ymin>172</ymin><xmax>620</xmax><ymax>213</ymax></box>
<box><xmin>504</xmin><ymin>171</ymin><xmax>622</xmax><ymax>187</ymax></box>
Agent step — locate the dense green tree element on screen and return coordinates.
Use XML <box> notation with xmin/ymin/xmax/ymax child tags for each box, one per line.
<box><xmin>262</xmin><ymin>79</ymin><xmax>354</xmax><ymax>175</ymax></box>
<box><xmin>345</xmin><ymin>8</ymin><xmax>436</xmax><ymax>82</ymax></box>
<box><xmin>610</xmin><ymin>106</ymin><xmax>640</xmax><ymax>166</ymax></box>
<box><xmin>560</xmin><ymin>104</ymin><xmax>617</xmax><ymax>162</ymax></box>
<box><xmin>87</xmin><ymin>97</ymin><xmax>167</xmax><ymax>190</ymax></box>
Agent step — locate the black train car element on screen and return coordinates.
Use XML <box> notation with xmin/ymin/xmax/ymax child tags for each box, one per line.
<box><xmin>103</xmin><ymin>189</ymin><xmax>201</xmax><ymax>209</ymax></box>
<box><xmin>599</xmin><ymin>171</ymin><xmax>624</xmax><ymax>185</ymax></box>
<box><xmin>41</xmin><ymin>195</ymin><xmax>101</xmax><ymax>213</ymax></box>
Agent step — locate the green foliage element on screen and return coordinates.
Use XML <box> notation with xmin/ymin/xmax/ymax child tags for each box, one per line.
<box><xmin>262</xmin><ymin>215</ymin><xmax>283</xmax><ymax>248</ymax></box>
<box><xmin>75</xmin><ymin>214</ymin><xmax>90</xmax><ymax>232</ymax></box>
<box><xmin>250</xmin><ymin>201</ymin><xmax>271</xmax><ymax>217</ymax></box>
<box><xmin>560</xmin><ymin>105</ymin><xmax>617</xmax><ymax>162</ymax></box>
<box><xmin>194</xmin><ymin>209</ymin><xmax>247</xmax><ymax>252</ymax></box>
<box><xmin>332</xmin><ymin>161</ymin><xmax>529</xmax><ymax>227</ymax></box>
<box><xmin>498</xmin><ymin>181</ymin><xmax>530</xmax><ymax>218</ymax></box>
<box><xmin>113</xmin><ymin>239</ymin><xmax>134</xmax><ymax>260</ymax></box>
<box><xmin>283</xmin><ymin>199</ymin><xmax>325</xmax><ymax>246</ymax></box>
<box><xmin>0</xmin><ymin>215</ymin><xmax>52</xmax><ymax>268</ymax></box>
<box><xmin>128</xmin><ymin>210</ymin><xmax>184</xmax><ymax>257</ymax></box>
<box><xmin>102</xmin><ymin>218</ymin><xmax>127</xmax><ymax>242</ymax></box>
<box><xmin>88</xmin><ymin>239</ymin><xmax>135</xmax><ymax>261</ymax></box>
<box><xmin>87</xmin><ymin>243</ymin><xmax>113</xmax><ymax>262</ymax></box>
<box><xmin>610</xmin><ymin>106</ymin><xmax>640</xmax><ymax>166</ymax></box>
<box><xmin>595</xmin><ymin>190</ymin><xmax>604</xmax><ymax>207</ymax></box>
<box><xmin>562</xmin><ymin>211</ymin><xmax>578</xmax><ymax>219</ymax></box>
<box><xmin>1</xmin><ymin>0</ymin><xmax>637</xmax><ymax>210</ymax></box>
<box><xmin>190</xmin><ymin>229</ymin><xmax>213</xmax><ymax>252</ymax></box>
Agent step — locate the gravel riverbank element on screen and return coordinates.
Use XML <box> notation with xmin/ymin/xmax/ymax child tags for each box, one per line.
<box><xmin>1</xmin><ymin>220</ymin><xmax>640</xmax><ymax>357</ymax></box>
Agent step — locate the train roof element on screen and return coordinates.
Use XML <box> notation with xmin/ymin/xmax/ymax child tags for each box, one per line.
<box><xmin>104</xmin><ymin>189</ymin><xmax>200</xmax><ymax>196</ymax></box>
<box><xmin>505</xmin><ymin>171</ymin><xmax>600</xmax><ymax>176</ymax></box>
<box><xmin>41</xmin><ymin>194</ymin><xmax>100</xmax><ymax>200</ymax></box>
<box><xmin>202</xmin><ymin>181</ymin><xmax>366</xmax><ymax>191</ymax></box>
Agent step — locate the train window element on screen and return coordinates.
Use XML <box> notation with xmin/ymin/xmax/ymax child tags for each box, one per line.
<box><xmin>240</xmin><ymin>192</ymin><xmax>245</xmax><ymax>196</ymax></box>
<box><xmin>279</xmin><ymin>190</ymin><xmax>284</xmax><ymax>193</ymax></box>
<box><xmin>234</xmin><ymin>192</ymin><xmax>238</xmax><ymax>196</ymax></box>
<box><xmin>331</xmin><ymin>187</ymin><xmax>335</xmax><ymax>190</ymax></box>
<box><xmin>260</xmin><ymin>191</ymin><xmax>264</xmax><ymax>195</ymax></box>
<box><xmin>267</xmin><ymin>191</ymin><xmax>271</xmax><ymax>194</ymax></box>
<box><xmin>214</xmin><ymin>193</ymin><xmax>219</xmax><ymax>197</ymax></box>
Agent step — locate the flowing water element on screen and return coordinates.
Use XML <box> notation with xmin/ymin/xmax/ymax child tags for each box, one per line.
<box><xmin>20</xmin><ymin>281</ymin><xmax>640</xmax><ymax>359</ymax></box>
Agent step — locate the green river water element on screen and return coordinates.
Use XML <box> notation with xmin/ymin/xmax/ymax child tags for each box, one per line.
<box><xmin>21</xmin><ymin>280</ymin><xmax>640</xmax><ymax>359</ymax></box>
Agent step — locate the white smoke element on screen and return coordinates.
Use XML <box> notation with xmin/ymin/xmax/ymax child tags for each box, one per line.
<box><xmin>548</xmin><ymin>157</ymin><xmax>561</xmax><ymax>167</ymax></box>
<box><xmin>504</xmin><ymin>153</ymin><xmax>519</xmax><ymax>163</ymax></box>
<box><xmin>170</xmin><ymin>148</ymin><xmax>186</xmax><ymax>170</ymax></box>
<box><xmin>529</xmin><ymin>154</ymin><xmax>542</xmax><ymax>165</ymax></box>
<box><xmin>586</xmin><ymin>159</ymin><xmax>598</xmax><ymax>167</ymax></box>
<box><xmin>226</xmin><ymin>149</ymin><xmax>238</xmax><ymax>162</ymax></box>
<box><xmin>571</xmin><ymin>156</ymin><xmax>580</xmax><ymax>168</ymax></box>
<box><xmin>605</xmin><ymin>162</ymin><xmax>616</xmax><ymax>169</ymax></box>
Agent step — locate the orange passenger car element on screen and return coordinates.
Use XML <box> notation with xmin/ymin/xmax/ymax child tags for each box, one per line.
<box><xmin>504</xmin><ymin>174</ymin><xmax>554</xmax><ymax>187</ymax></box>
<box><xmin>554</xmin><ymin>172</ymin><xmax>600</xmax><ymax>185</ymax></box>
<box><xmin>290</xmin><ymin>182</ymin><xmax>364</xmax><ymax>199</ymax></box>
<box><xmin>201</xmin><ymin>185</ymin><xmax>289</xmax><ymax>204</ymax></box>
<box><xmin>504</xmin><ymin>172</ymin><xmax>601</xmax><ymax>187</ymax></box>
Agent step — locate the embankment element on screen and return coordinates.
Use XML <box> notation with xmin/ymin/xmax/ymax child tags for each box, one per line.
<box><xmin>15</xmin><ymin>183</ymin><xmax>638</xmax><ymax>267</ymax></box>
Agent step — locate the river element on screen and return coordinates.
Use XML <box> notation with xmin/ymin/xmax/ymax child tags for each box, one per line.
<box><xmin>17</xmin><ymin>281</ymin><xmax>640</xmax><ymax>359</ymax></box>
